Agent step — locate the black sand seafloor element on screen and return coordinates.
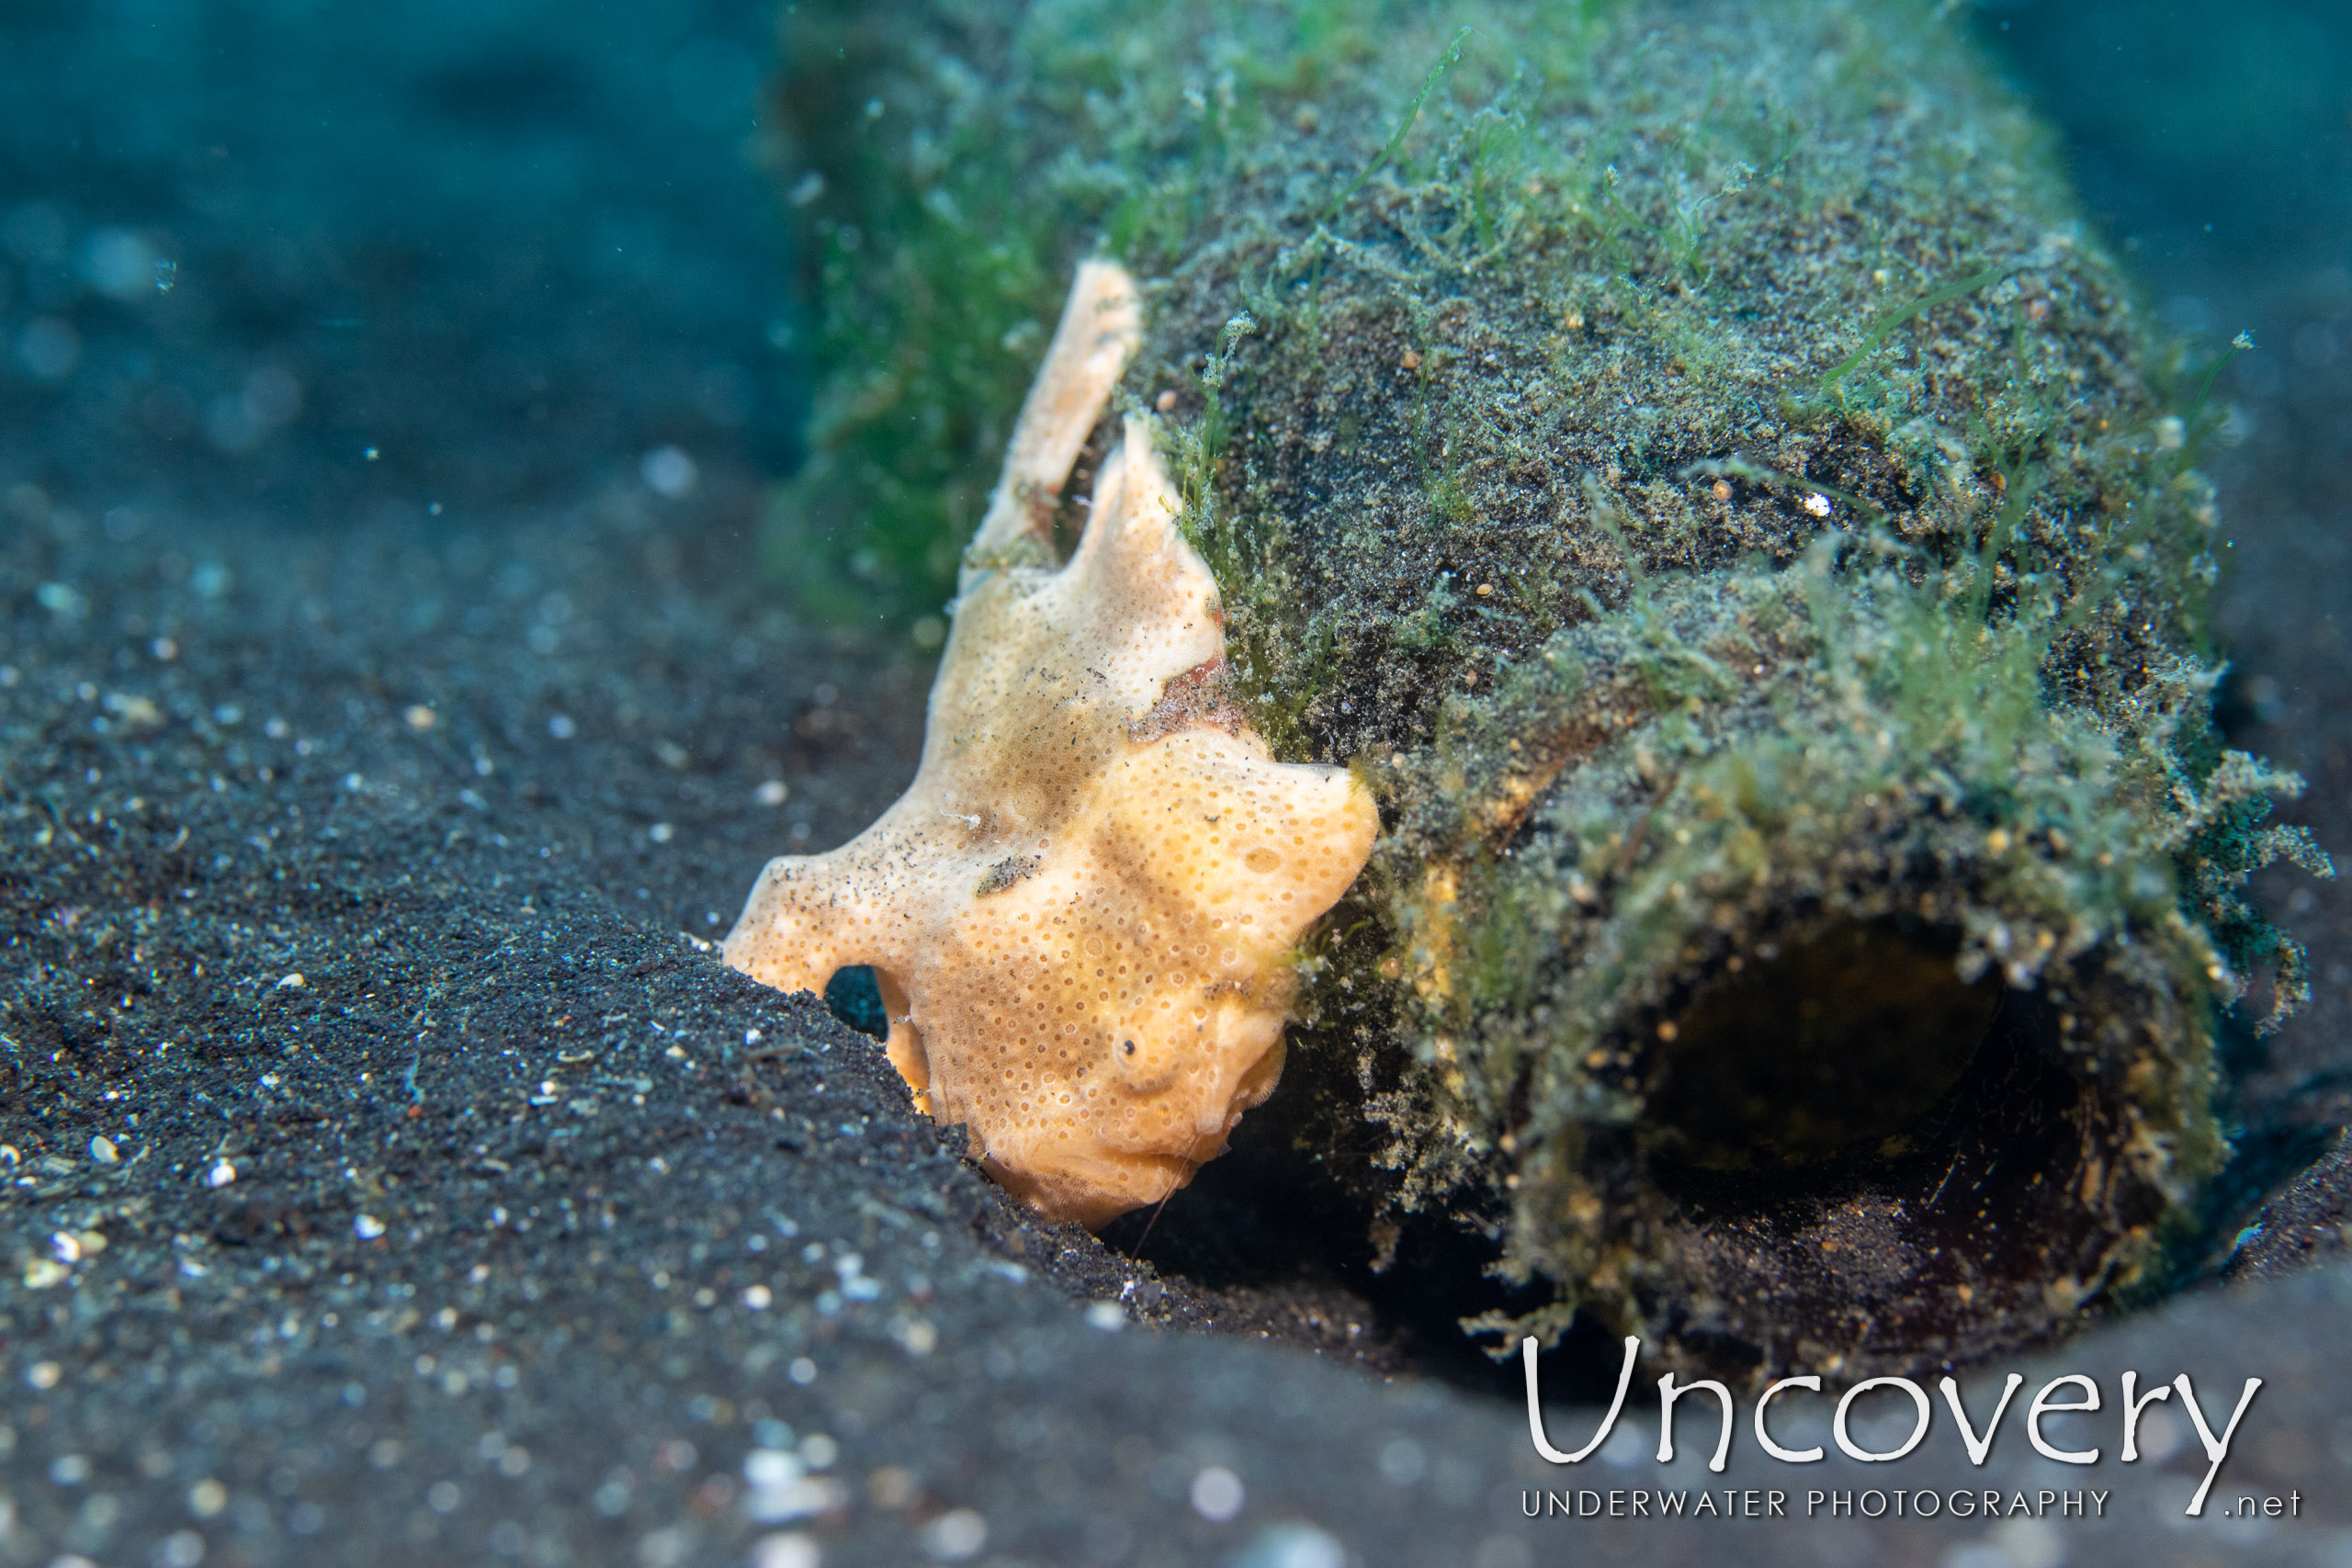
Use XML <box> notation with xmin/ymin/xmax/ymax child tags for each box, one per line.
<box><xmin>4</xmin><ymin>3</ymin><xmax>2351</xmax><ymax>1566</ymax></box>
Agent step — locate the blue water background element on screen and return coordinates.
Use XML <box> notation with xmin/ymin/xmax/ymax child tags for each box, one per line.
<box><xmin>0</xmin><ymin>0</ymin><xmax>797</xmax><ymax>521</ymax></box>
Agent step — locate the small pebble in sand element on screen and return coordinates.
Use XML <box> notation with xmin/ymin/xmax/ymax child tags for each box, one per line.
<box><xmin>922</xmin><ymin>1507</ymin><xmax>988</xmax><ymax>1561</ymax></box>
<box><xmin>1191</xmin><ymin>1465</ymin><xmax>1245</xmax><ymax>1521</ymax></box>
<box><xmin>642</xmin><ymin>446</ymin><xmax>699</xmax><ymax>499</ymax></box>
<box><xmin>1238</xmin><ymin>1522</ymin><xmax>1347</xmax><ymax>1568</ymax></box>
<box><xmin>867</xmin><ymin>1466</ymin><xmax>917</xmax><ymax>1509</ymax></box>
<box><xmin>752</xmin><ymin>1533</ymin><xmax>820</xmax><ymax>1568</ymax></box>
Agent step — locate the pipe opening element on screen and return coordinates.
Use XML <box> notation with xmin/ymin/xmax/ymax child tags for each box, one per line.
<box><xmin>1641</xmin><ymin>921</ymin><xmax>2000</xmax><ymax>1173</ymax></box>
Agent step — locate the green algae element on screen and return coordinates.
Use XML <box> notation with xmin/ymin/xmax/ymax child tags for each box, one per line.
<box><xmin>765</xmin><ymin>0</ymin><xmax>2331</xmax><ymax>1380</ymax></box>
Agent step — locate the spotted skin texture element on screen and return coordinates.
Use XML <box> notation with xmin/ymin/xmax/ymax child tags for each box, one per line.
<box><xmin>725</xmin><ymin>264</ymin><xmax>1379</xmax><ymax>1228</ymax></box>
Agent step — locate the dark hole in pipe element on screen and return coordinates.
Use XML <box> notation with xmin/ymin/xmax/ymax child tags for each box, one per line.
<box><xmin>1642</xmin><ymin>920</ymin><xmax>2000</xmax><ymax>1173</ymax></box>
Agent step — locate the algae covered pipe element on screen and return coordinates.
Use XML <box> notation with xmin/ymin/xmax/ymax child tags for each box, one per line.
<box><xmin>762</xmin><ymin>0</ymin><xmax>2330</xmax><ymax>1381</ymax></box>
